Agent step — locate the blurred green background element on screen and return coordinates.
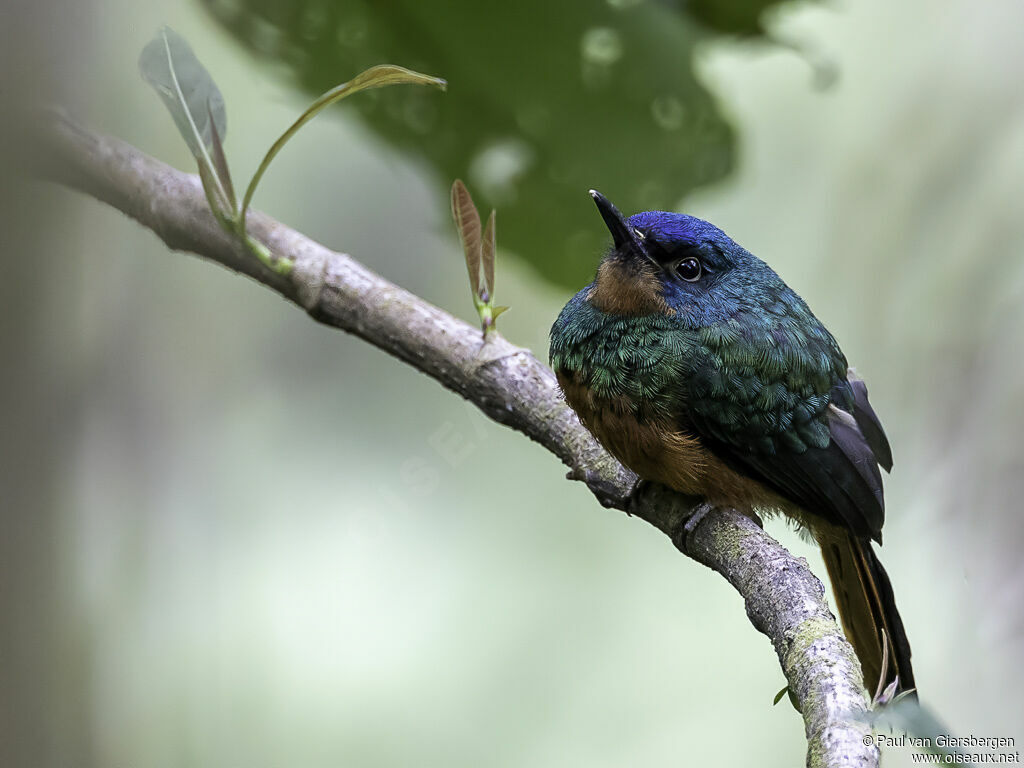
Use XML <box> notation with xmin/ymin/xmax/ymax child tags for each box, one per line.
<box><xmin>3</xmin><ymin>0</ymin><xmax>1023</xmax><ymax>766</ymax></box>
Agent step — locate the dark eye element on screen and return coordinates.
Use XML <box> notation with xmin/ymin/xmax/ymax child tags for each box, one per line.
<box><xmin>674</xmin><ymin>257</ymin><xmax>702</xmax><ymax>282</ymax></box>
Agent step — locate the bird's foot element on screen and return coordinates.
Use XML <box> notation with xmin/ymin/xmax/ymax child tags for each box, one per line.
<box><xmin>625</xmin><ymin>478</ymin><xmax>652</xmax><ymax>516</ymax></box>
<box><xmin>684</xmin><ymin>501</ymin><xmax>715</xmax><ymax>535</ymax></box>
<box><xmin>672</xmin><ymin>501</ymin><xmax>716</xmax><ymax>554</ymax></box>
<box><xmin>567</xmin><ymin>468</ymin><xmax>623</xmax><ymax>509</ymax></box>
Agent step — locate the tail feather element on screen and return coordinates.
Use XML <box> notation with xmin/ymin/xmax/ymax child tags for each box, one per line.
<box><xmin>816</xmin><ymin>527</ymin><xmax>916</xmax><ymax>697</ymax></box>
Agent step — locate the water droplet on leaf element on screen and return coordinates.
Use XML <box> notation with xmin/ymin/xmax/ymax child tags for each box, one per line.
<box><xmin>469</xmin><ymin>138</ymin><xmax>534</xmax><ymax>204</ymax></box>
<box><xmin>651</xmin><ymin>95</ymin><xmax>686</xmax><ymax>131</ymax></box>
<box><xmin>581</xmin><ymin>27</ymin><xmax>624</xmax><ymax>66</ymax></box>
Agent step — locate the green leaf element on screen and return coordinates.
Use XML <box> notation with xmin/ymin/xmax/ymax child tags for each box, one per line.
<box><xmin>202</xmin><ymin>0</ymin><xmax>785</xmax><ymax>289</ymax></box>
<box><xmin>239</xmin><ymin>64</ymin><xmax>446</xmax><ymax>233</ymax></box>
<box><xmin>481</xmin><ymin>209</ymin><xmax>496</xmax><ymax>300</ymax></box>
<box><xmin>451</xmin><ymin>179</ymin><xmax>483</xmax><ymax>299</ymax></box>
<box><xmin>207</xmin><ymin>100</ymin><xmax>236</xmax><ymax>212</ymax></box>
<box><xmin>139</xmin><ymin>26</ymin><xmax>230</xmax><ymax>209</ymax></box>
<box><xmin>198</xmin><ymin>161</ymin><xmax>229</xmax><ymax>224</ymax></box>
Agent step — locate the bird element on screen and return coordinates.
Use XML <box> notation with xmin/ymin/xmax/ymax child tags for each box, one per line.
<box><xmin>549</xmin><ymin>190</ymin><xmax>914</xmax><ymax>698</ymax></box>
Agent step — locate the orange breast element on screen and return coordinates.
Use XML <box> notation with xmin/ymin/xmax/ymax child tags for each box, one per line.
<box><xmin>557</xmin><ymin>372</ymin><xmax>786</xmax><ymax>514</ymax></box>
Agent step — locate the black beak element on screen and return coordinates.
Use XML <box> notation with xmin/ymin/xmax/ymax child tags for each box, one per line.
<box><xmin>589</xmin><ymin>189</ymin><xmax>649</xmax><ymax>260</ymax></box>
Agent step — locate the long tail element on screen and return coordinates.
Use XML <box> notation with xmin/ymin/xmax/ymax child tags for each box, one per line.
<box><xmin>816</xmin><ymin>527</ymin><xmax>916</xmax><ymax>698</ymax></box>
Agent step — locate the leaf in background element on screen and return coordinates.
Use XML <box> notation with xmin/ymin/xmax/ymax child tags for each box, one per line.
<box><xmin>451</xmin><ymin>179</ymin><xmax>483</xmax><ymax>298</ymax></box>
<box><xmin>139</xmin><ymin>26</ymin><xmax>230</xmax><ymax>209</ymax></box>
<box><xmin>240</xmin><ymin>65</ymin><xmax>446</xmax><ymax>229</ymax></box>
<box><xmin>481</xmin><ymin>209</ymin><xmax>496</xmax><ymax>301</ymax></box>
<box><xmin>687</xmin><ymin>0</ymin><xmax>786</xmax><ymax>35</ymax></box>
<box><xmin>199</xmin><ymin>0</ymin><xmax>800</xmax><ymax>289</ymax></box>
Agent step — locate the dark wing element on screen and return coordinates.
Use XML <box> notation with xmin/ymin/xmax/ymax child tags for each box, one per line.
<box><xmin>684</xmin><ymin>321</ymin><xmax>892</xmax><ymax>542</ymax></box>
<box><xmin>847</xmin><ymin>369</ymin><xmax>893</xmax><ymax>472</ymax></box>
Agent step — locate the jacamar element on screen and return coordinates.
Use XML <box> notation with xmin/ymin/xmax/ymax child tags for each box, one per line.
<box><xmin>549</xmin><ymin>191</ymin><xmax>914</xmax><ymax>697</ymax></box>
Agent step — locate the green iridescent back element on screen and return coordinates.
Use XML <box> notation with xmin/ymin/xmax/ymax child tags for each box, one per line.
<box><xmin>550</xmin><ymin>287</ymin><xmax>849</xmax><ymax>458</ymax></box>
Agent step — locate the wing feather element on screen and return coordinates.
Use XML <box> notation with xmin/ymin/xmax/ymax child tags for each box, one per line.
<box><xmin>688</xmin><ymin>357</ymin><xmax>891</xmax><ymax>542</ymax></box>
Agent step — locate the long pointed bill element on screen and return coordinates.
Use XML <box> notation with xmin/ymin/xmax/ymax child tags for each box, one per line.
<box><xmin>589</xmin><ymin>189</ymin><xmax>650</xmax><ymax>262</ymax></box>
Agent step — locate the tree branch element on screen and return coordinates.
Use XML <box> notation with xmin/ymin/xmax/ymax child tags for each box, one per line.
<box><xmin>35</xmin><ymin>110</ymin><xmax>879</xmax><ymax>768</ymax></box>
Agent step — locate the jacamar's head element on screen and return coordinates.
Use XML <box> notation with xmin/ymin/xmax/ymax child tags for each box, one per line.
<box><xmin>586</xmin><ymin>190</ymin><xmax>790</xmax><ymax>326</ymax></box>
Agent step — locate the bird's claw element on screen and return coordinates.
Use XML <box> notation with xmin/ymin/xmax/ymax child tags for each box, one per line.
<box><xmin>625</xmin><ymin>477</ymin><xmax>652</xmax><ymax>516</ymax></box>
<box><xmin>684</xmin><ymin>501</ymin><xmax>715</xmax><ymax>535</ymax></box>
<box><xmin>567</xmin><ymin>469</ymin><xmax>623</xmax><ymax>509</ymax></box>
<box><xmin>672</xmin><ymin>501</ymin><xmax>716</xmax><ymax>553</ymax></box>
